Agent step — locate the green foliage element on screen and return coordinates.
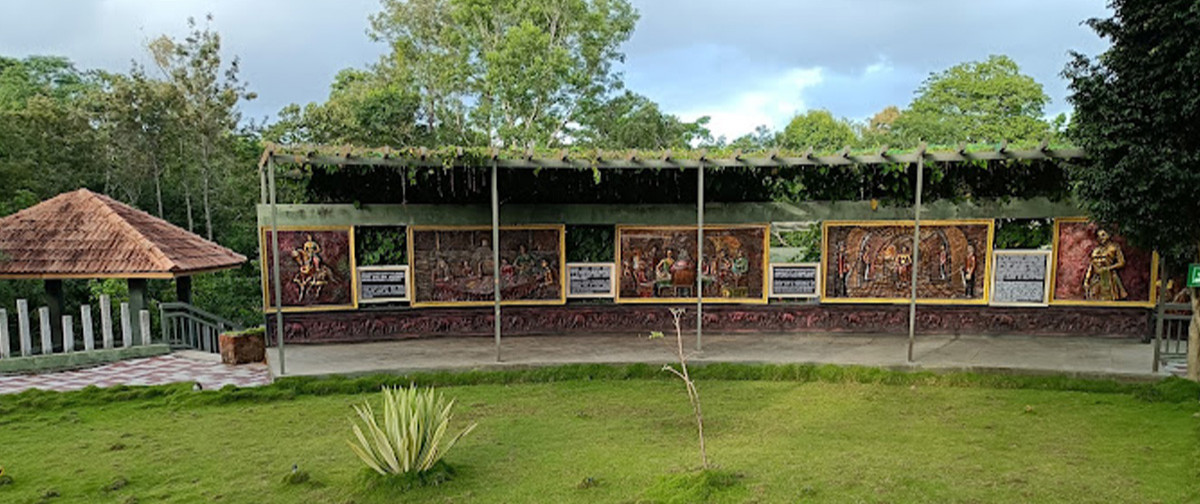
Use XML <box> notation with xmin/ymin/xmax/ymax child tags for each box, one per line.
<box><xmin>636</xmin><ymin>469</ymin><xmax>744</xmax><ymax>504</ymax></box>
<box><xmin>192</xmin><ymin>267</ymin><xmax>263</xmax><ymax>328</ymax></box>
<box><xmin>727</xmin><ymin>124</ymin><xmax>777</xmax><ymax>151</ymax></box>
<box><xmin>265</xmin><ymin>69</ymin><xmax>429</xmax><ymax>146</ymax></box>
<box><xmin>355</xmin><ymin>226</ymin><xmax>408</xmax><ymax>266</ymax></box>
<box><xmin>0</xmin><ymin>189</ymin><xmax>38</xmax><ymax>217</ymax></box>
<box><xmin>357</xmin><ymin>0</ymin><xmax>639</xmax><ymax>148</ymax></box>
<box><xmin>566</xmin><ymin>225</ymin><xmax>614</xmax><ymax>262</ymax></box>
<box><xmin>347</xmin><ymin>386</ymin><xmax>477</xmax><ymax>477</ymax></box>
<box><xmin>771</xmin><ymin>225</ymin><xmax>821</xmax><ymax>262</ymax></box>
<box><xmin>223</xmin><ymin>326</ymin><xmax>265</xmax><ymax>338</ymax></box>
<box><xmin>993</xmin><ymin>219</ymin><xmax>1052</xmax><ymax>249</ymax></box>
<box><xmin>778</xmin><ymin>109</ymin><xmax>857</xmax><ymax>150</ymax></box>
<box><xmin>892</xmin><ymin>55</ymin><xmax>1051</xmax><ymax>145</ymax></box>
<box><xmin>1064</xmin><ymin>0</ymin><xmax>1200</xmax><ymax>266</ymax></box>
<box><xmin>574</xmin><ymin>91</ymin><xmax>712</xmax><ymax>149</ymax></box>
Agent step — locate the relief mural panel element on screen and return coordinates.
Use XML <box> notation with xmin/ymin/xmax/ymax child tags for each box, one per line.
<box><xmin>821</xmin><ymin>220</ymin><xmax>994</xmax><ymax>304</ymax></box>
<box><xmin>409</xmin><ymin>226</ymin><xmax>565</xmax><ymax>306</ymax></box>
<box><xmin>260</xmin><ymin>227</ymin><xmax>357</xmax><ymax>311</ymax></box>
<box><xmin>616</xmin><ymin>225</ymin><xmax>768</xmax><ymax>303</ymax></box>
<box><xmin>1051</xmin><ymin>218</ymin><xmax>1156</xmax><ymax>306</ymax></box>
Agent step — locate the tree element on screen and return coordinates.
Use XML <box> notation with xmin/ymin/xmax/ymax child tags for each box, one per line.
<box><xmin>366</xmin><ymin>0</ymin><xmax>638</xmax><ymax>147</ymax></box>
<box><xmin>777</xmin><ymin>109</ymin><xmax>857</xmax><ymax>151</ymax></box>
<box><xmin>1063</xmin><ymin>0</ymin><xmax>1200</xmax><ymax>380</ymax></box>
<box><xmin>94</xmin><ymin>67</ymin><xmax>184</xmax><ymax>217</ymax></box>
<box><xmin>265</xmin><ymin>69</ymin><xmax>429</xmax><ymax>147</ymax></box>
<box><xmin>146</xmin><ymin>15</ymin><xmax>256</xmax><ymax>240</ymax></box>
<box><xmin>893</xmin><ymin>55</ymin><xmax>1051</xmax><ymax>145</ymax></box>
<box><xmin>574</xmin><ymin>91</ymin><xmax>711</xmax><ymax>149</ymax></box>
<box><xmin>728</xmin><ymin>125</ymin><xmax>778</xmax><ymax>151</ymax></box>
<box><xmin>0</xmin><ymin>56</ymin><xmax>102</xmax><ymax>215</ymax></box>
<box><xmin>860</xmin><ymin>105</ymin><xmax>900</xmax><ymax>147</ymax></box>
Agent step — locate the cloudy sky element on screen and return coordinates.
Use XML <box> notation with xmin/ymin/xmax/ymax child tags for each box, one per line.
<box><xmin>0</xmin><ymin>0</ymin><xmax>1111</xmax><ymax>140</ymax></box>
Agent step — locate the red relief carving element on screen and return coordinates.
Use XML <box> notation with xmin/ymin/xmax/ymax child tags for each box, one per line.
<box><xmin>266</xmin><ymin>304</ymin><xmax>1152</xmax><ymax>344</ymax></box>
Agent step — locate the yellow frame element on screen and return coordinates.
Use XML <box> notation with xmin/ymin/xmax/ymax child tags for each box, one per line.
<box><xmin>407</xmin><ymin>225</ymin><xmax>567</xmax><ymax>308</ymax></box>
<box><xmin>1049</xmin><ymin>217</ymin><xmax>1159</xmax><ymax>307</ymax></box>
<box><xmin>819</xmin><ymin>219</ymin><xmax>996</xmax><ymax>305</ymax></box>
<box><xmin>614</xmin><ymin>224</ymin><xmax>770</xmax><ymax>305</ymax></box>
<box><xmin>259</xmin><ymin>225</ymin><xmax>358</xmax><ymax>313</ymax></box>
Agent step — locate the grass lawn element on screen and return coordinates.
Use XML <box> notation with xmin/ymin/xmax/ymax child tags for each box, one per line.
<box><xmin>0</xmin><ymin>367</ymin><xmax>1197</xmax><ymax>503</ymax></box>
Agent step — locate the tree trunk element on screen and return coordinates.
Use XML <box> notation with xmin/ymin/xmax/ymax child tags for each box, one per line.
<box><xmin>153</xmin><ymin>160</ymin><xmax>164</xmax><ymax>218</ymax></box>
<box><xmin>201</xmin><ymin>143</ymin><xmax>214</xmax><ymax>241</ymax></box>
<box><xmin>183</xmin><ymin>181</ymin><xmax>195</xmax><ymax>233</ymax></box>
<box><xmin>202</xmin><ymin>168</ymin><xmax>213</xmax><ymax>241</ymax></box>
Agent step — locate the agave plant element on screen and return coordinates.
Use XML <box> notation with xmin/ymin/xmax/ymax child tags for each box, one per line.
<box><xmin>348</xmin><ymin>386</ymin><xmax>477</xmax><ymax>476</ymax></box>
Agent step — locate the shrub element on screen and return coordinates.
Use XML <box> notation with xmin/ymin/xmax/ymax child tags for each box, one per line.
<box><xmin>347</xmin><ymin>386</ymin><xmax>476</xmax><ymax>477</ymax></box>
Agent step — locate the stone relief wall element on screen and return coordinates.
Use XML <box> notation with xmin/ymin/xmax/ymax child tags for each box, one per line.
<box><xmin>266</xmin><ymin>304</ymin><xmax>1150</xmax><ymax>344</ymax></box>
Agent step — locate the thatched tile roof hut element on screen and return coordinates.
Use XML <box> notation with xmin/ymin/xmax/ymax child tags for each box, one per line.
<box><xmin>0</xmin><ymin>189</ymin><xmax>246</xmax><ymax>279</ymax></box>
<box><xmin>0</xmin><ymin>189</ymin><xmax>248</xmax><ymax>346</ymax></box>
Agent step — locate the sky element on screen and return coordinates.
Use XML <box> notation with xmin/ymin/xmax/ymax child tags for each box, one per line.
<box><xmin>0</xmin><ymin>0</ymin><xmax>1112</xmax><ymax>141</ymax></box>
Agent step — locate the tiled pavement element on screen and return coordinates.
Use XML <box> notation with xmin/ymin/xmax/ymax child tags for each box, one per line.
<box><xmin>0</xmin><ymin>353</ymin><xmax>272</xmax><ymax>394</ymax></box>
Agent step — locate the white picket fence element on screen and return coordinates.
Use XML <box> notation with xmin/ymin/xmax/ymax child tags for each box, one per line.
<box><xmin>0</xmin><ymin>295</ymin><xmax>152</xmax><ymax>359</ymax></box>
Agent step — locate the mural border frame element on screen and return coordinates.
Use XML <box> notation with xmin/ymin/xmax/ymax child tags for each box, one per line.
<box><xmin>1048</xmin><ymin>217</ymin><xmax>1158</xmax><ymax>308</ymax></box>
<box><xmin>258</xmin><ymin>225</ymin><xmax>359</xmax><ymax>313</ymax></box>
<box><xmin>406</xmin><ymin>224</ymin><xmax>567</xmax><ymax>308</ymax></box>
<box><xmin>613</xmin><ymin>224</ymin><xmax>770</xmax><ymax>305</ymax></box>
<box><xmin>819</xmin><ymin>219</ymin><xmax>995</xmax><ymax>305</ymax></box>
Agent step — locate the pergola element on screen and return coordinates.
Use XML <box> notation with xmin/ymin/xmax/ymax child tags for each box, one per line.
<box><xmin>0</xmin><ymin>189</ymin><xmax>247</xmax><ymax>347</ymax></box>
<box><xmin>259</xmin><ymin>142</ymin><xmax>1088</xmax><ymax>375</ymax></box>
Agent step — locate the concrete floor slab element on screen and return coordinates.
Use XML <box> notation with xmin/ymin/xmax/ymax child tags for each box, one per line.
<box><xmin>267</xmin><ymin>332</ymin><xmax>1171</xmax><ymax>381</ymax></box>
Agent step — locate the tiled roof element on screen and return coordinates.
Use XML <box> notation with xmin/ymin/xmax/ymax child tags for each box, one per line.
<box><xmin>0</xmin><ymin>189</ymin><xmax>246</xmax><ymax>278</ymax></box>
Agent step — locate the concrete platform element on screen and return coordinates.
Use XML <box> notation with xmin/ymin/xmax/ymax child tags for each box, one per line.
<box><xmin>267</xmin><ymin>332</ymin><xmax>1169</xmax><ymax>380</ymax></box>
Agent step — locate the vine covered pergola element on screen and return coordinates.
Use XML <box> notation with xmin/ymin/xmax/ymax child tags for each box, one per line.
<box><xmin>258</xmin><ymin>142</ymin><xmax>1088</xmax><ymax>375</ymax></box>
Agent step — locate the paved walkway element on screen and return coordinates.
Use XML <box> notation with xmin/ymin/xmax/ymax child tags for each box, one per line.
<box><xmin>268</xmin><ymin>332</ymin><xmax>1173</xmax><ymax>380</ymax></box>
<box><xmin>0</xmin><ymin>352</ymin><xmax>272</xmax><ymax>394</ymax></box>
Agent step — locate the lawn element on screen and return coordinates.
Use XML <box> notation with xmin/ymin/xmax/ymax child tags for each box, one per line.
<box><xmin>0</xmin><ymin>366</ymin><xmax>1197</xmax><ymax>503</ymax></box>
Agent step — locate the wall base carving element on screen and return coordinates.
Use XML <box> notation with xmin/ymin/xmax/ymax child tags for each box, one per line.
<box><xmin>265</xmin><ymin>303</ymin><xmax>1152</xmax><ymax>345</ymax></box>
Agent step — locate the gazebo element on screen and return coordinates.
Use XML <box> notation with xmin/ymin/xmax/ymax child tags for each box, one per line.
<box><xmin>0</xmin><ymin>189</ymin><xmax>247</xmax><ymax>348</ymax></box>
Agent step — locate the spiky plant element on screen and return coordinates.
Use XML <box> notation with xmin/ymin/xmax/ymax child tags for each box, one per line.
<box><xmin>348</xmin><ymin>386</ymin><xmax>477</xmax><ymax>476</ymax></box>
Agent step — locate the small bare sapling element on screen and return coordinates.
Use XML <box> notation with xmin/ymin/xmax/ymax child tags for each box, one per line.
<box><xmin>648</xmin><ymin>307</ymin><xmax>708</xmax><ymax>469</ymax></box>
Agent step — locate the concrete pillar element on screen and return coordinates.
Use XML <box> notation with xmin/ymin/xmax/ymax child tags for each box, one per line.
<box><xmin>81</xmin><ymin>305</ymin><xmax>95</xmax><ymax>352</ymax></box>
<box><xmin>120</xmin><ymin>302</ymin><xmax>132</xmax><ymax>348</ymax></box>
<box><xmin>176</xmin><ymin>276</ymin><xmax>193</xmax><ymax>305</ymax></box>
<box><xmin>17</xmin><ymin>299</ymin><xmax>31</xmax><ymax>356</ymax></box>
<box><xmin>44</xmin><ymin>279</ymin><xmax>64</xmax><ymax>350</ymax></box>
<box><xmin>62</xmin><ymin>315</ymin><xmax>74</xmax><ymax>353</ymax></box>
<box><xmin>38</xmin><ymin>306</ymin><xmax>52</xmax><ymax>355</ymax></box>
<box><xmin>128</xmin><ymin>278</ymin><xmax>147</xmax><ymax>344</ymax></box>
<box><xmin>139</xmin><ymin>310</ymin><xmax>152</xmax><ymax>346</ymax></box>
<box><xmin>99</xmin><ymin>294</ymin><xmax>114</xmax><ymax>349</ymax></box>
<box><xmin>0</xmin><ymin>308</ymin><xmax>9</xmax><ymax>359</ymax></box>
